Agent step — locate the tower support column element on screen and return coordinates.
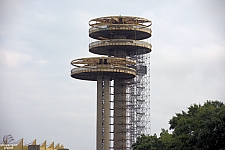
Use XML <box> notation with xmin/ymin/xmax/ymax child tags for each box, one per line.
<box><xmin>97</xmin><ymin>76</ymin><xmax>110</xmax><ymax>150</ymax></box>
<box><xmin>114</xmin><ymin>79</ymin><xmax>126</xmax><ymax>149</ymax></box>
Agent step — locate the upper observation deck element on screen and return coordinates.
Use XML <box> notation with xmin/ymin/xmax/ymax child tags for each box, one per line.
<box><xmin>89</xmin><ymin>39</ymin><xmax>152</xmax><ymax>56</ymax></box>
<box><xmin>89</xmin><ymin>16</ymin><xmax>152</xmax><ymax>40</ymax></box>
<box><xmin>70</xmin><ymin>57</ymin><xmax>136</xmax><ymax>81</ymax></box>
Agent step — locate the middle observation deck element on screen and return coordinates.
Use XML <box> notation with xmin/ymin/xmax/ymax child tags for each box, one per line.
<box><xmin>89</xmin><ymin>39</ymin><xmax>152</xmax><ymax>56</ymax></box>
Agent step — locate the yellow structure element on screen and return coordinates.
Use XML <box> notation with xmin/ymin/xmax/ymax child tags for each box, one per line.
<box><xmin>0</xmin><ymin>139</ymin><xmax>68</xmax><ymax>150</ymax></box>
<box><xmin>71</xmin><ymin>16</ymin><xmax>152</xmax><ymax>150</ymax></box>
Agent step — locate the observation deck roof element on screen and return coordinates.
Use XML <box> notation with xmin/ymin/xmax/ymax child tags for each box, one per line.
<box><xmin>89</xmin><ymin>16</ymin><xmax>152</xmax><ymax>40</ymax></box>
<box><xmin>89</xmin><ymin>16</ymin><xmax>152</xmax><ymax>27</ymax></box>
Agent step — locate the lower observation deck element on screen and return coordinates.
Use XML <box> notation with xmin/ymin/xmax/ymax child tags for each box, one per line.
<box><xmin>89</xmin><ymin>39</ymin><xmax>152</xmax><ymax>56</ymax></box>
<box><xmin>70</xmin><ymin>57</ymin><xmax>136</xmax><ymax>81</ymax></box>
<box><xmin>71</xmin><ymin>65</ymin><xmax>136</xmax><ymax>81</ymax></box>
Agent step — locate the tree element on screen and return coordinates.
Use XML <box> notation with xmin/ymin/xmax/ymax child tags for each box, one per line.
<box><xmin>132</xmin><ymin>129</ymin><xmax>172</xmax><ymax>150</ymax></box>
<box><xmin>132</xmin><ymin>100</ymin><xmax>225</xmax><ymax>150</ymax></box>
<box><xmin>169</xmin><ymin>100</ymin><xmax>225</xmax><ymax>149</ymax></box>
<box><xmin>159</xmin><ymin>128</ymin><xmax>173</xmax><ymax>149</ymax></box>
<box><xmin>132</xmin><ymin>134</ymin><xmax>163</xmax><ymax>150</ymax></box>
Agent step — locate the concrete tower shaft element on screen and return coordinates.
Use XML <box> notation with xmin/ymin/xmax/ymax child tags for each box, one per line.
<box><xmin>97</xmin><ymin>76</ymin><xmax>110</xmax><ymax>149</ymax></box>
<box><xmin>71</xmin><ymin>16</ymin><xmax>152</xmax><ymax>150</ymax></box>
<box><xmin>114</xmin><ymin>79</ymin><xmax>127</xmax><ymax>149</ymax></box>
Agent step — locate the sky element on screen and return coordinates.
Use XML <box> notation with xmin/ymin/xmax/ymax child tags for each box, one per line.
<box><xmin>0</xmin><ymin>0</ymin><xmax>224</xmax><ymax>149</ymax></box>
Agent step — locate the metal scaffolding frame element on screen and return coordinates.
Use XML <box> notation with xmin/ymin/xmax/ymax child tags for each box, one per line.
<box><xmin>126</xmin><ymin>52</ymin><xmax>151</xmax><ymax>148</ymax></box>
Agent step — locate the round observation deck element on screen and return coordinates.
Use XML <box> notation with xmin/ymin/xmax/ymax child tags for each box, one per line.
<box><xmin>89</xmin><ymin>16</ymin><xmax>152</xmax><ymax>40</ymax></box>
<box><xmin>70</xmin><ymin>57</ymin><xmax>136</xmax><ymax>81</ymax></box>
<box><xmin>89</xmin><ymin>39</ymin><xmax>152</xmax><ymax>56</ymax></box>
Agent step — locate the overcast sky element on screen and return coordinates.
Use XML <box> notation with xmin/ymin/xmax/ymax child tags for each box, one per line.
<box><xmin>0</xmin><ymin>0</ymin><xmax>224</xmax><ymax>149</ymax></box>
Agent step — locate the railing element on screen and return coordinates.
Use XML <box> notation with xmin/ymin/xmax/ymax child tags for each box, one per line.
<box><xmin>71</xmin><ymin>64</ymin><xmax>136</xmax><ymax>75</ymax></box>
<box><xmin>89</xmin><ymin>39</ymin><xmax>151</xmax><ymax>49</ymax></box>
<box><xmin>89</xmin><ymin>24</ymin><xmax>151</xmax><ymax>34</ymax></box>
<box><xmin>89</xmin><ymin>16</ymin><xmax>152</xmax><ymax>27</ymax></box>
<box><xmin>71</xmin><ymin>57</ymin><xmax>136</xmax><ymax>67</ymax></box>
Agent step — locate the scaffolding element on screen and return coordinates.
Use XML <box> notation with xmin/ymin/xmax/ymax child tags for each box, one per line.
<box><xmin>71</xmin><ymin>16</ymin><xmax>152</xmax><ymax>150</ymax></box>
<box><xmin>126</xmin><ymin>52</ymin><xmax>151</xmax><ymax>148</ymax></box>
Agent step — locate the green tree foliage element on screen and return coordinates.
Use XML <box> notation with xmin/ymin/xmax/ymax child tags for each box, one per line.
<box><xmin>132</xmin><ymin>129</ymin><xmax>172</xmax><ymax>150</ymax></box>
<box><xmin>132</xmin><ymin>100</ymin><xmax>225</xmax><ymax>150</ymax></box>
<box><xmin>132</xmin><ymin>134</ymin><xmax>162</xmax><ymax>150</ymax></box>
<box><xmin>159</xmin><ymin>128</ymin><xmax>172</xmax><ymax>149</ymax></box>
<box><xmin>169</xmin><ymin>100</ymin><xmax>225</xmax><ymax>149</ymax></box>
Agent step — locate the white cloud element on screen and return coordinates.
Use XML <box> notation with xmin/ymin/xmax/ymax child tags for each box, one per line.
<box><xmin>0</xmin><ymin>50</ymin><xmax>32</xmax><ymax>68</ymax></box>
<box><xmin>34</xmin><ymin>12</ymin><xmax>56</xmax><ymax>23</ymax></box>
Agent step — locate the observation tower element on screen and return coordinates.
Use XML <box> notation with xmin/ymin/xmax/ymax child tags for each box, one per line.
<box><xmin>71</xmin><ymin>16</ymin><xmax>152</xmax><ymax>150</ymax></box>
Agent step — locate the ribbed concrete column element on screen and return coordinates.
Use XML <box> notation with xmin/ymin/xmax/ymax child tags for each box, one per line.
<box><xmin>97</xmin><ymin>76</ymin><xmax>102</xmax><ymax>150</ymax></box>
<box><xmin>103</xmin><ymin>76</ymin><xmax>110</xmax><ymax>150</ymax></box>
<box><xmin>114</xmin><ymin>79</ymin><xmax>126</xmax><ymax>150</ymax></box>
<box><xmin>97</xmin><ymin>76</ymin><xmax>110</xmax><ymax>150</ymax></box>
